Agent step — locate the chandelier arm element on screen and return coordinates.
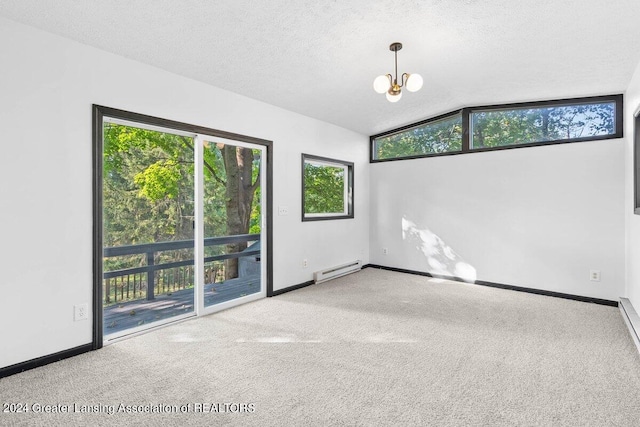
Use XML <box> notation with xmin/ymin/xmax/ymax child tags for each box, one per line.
<box><xmin>401</xmin><ymin>73</ymin><xmax>409</xmax><ymax>88</ymax></box>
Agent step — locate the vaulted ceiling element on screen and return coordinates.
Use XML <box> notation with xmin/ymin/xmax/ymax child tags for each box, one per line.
<box><xmin>1</xmin><ymin>0</ymin><xmax>639</xmax><ymax>136</ymax></box>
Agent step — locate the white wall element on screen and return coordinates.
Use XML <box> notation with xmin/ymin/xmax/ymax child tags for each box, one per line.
<box><xmin>370</xmin><ymin>138</ymin><xmax>625</xmax><ymax>301</ymax></box>
<box><xmin>0</xmin><ymin>18</ymin><xmax>369</xmax><ymax>369</ymax></box>
<box><xmin>625</xmin><ymin>61</ymin><xmax>640</xmax><ymax>309</ymax></box>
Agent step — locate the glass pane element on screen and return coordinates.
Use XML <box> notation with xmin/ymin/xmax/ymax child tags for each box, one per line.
<box><xmin>471</xmin><ymin>102</ymin><xmax>616</xmax><ymax>149</ymax></box>
<box><xmin>102</xmin><ymin>122</ymin><xmax>195</xmax><ymax>336</ymax></box>
<box><xmin>373</xmin><ymin>113</ymin><xmax>462</xmax><ymax>160</ymax></box>
<box><xmin>302</xmin><ymin>155</ymin><xmax>353</xmax><ymax>221</ymax></box>
<box><xmin>304</xmin><ymin>162</ymin><xmax>346</xmax><ymax>215</ymax></box>
<box><xmin>202</xmin><ymin>140</ymin><xmax>262</xmax><ymax>307</ymax></box>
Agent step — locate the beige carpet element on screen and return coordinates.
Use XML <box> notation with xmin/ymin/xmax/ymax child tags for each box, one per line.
<box><xmin>2</xmin><ymin>268</ymin><xmax>640</xmax><ymax>426</ymax></box>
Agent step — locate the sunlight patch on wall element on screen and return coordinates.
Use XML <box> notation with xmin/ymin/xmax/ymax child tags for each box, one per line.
<box><xmin>402</xmin><ymin>217</ymin><xmax>477</xmax><ymax>282</ymax></box>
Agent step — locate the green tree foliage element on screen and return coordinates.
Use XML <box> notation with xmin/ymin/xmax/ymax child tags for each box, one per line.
<box><xmin>374</xmin><ymin>114</ymin><xmax>463</xmax><ymax>160</ymax></box>
<box><xmin>134</xmin><ymin>160</ymin><xmax>181</xmax><ymax>201</ymax></box>
<box><xmin>103</xmin><ymin>124</ymin><xmax>261</xmax><ymax>279</ymax></box>
<box><xmin>472</xmin><ymin>102</ymin><xmax>615</xmax><ymax>148</ymax></box>
<box><xmin>373</xmin><ymin>102</ymin><xmax>616</xmax><ymax>159</ymax></box>
<box><xmin>304</xmin><ymin>163</ymin><xmax>345</xmax><ymax>214</ymax></box>
<box><xmin>103</xmin><ymin>125</ymin><xmax>196</xmax><ymax>248</ymax></box>
<box><xmin>249</xmin><ymin>188</ymin><xmax>262</xmax><ymax>234</ymax></box>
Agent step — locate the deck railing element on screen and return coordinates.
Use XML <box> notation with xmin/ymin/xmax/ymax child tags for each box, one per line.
<box><xmin>103</xmin><ymin>234</ymin><xmax>259</xmax><ymax>304</ymax></box>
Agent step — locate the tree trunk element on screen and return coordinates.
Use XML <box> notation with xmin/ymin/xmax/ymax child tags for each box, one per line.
<box><xmin>222</xmin><ymin>146</ymin><xmax>257</xmax><ymax>280</ymax></box>
<box><xmin>541</xmin><ymin>109</ymin><xmax>550</xmax><ymax>141</ymax></box>
<box><xmin>475</xmin><ymin>127</ymin><xmax>484</xmax><ymax>148</ymax></box>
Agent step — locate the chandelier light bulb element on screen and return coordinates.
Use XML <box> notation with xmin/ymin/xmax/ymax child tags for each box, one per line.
<box><xmin>405</xmin><ymin>73</ymin><xmax>423</xmax><ymax>92</ymax></box>
<box><xmin>386</xmin><ymin>90</ymin><xmax>402</xmax><ymax>103</ymax></box>
<box><xmin>373</xmin><ymin>75</ymin><xmax>391</xmax><ymax>94</ymax></box>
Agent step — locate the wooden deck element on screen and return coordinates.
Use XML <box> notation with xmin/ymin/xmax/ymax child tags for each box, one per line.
<box><xmin>104</xmin><ymin>275</ymin><xmax>261</xmax><ymax>336</ymax></box>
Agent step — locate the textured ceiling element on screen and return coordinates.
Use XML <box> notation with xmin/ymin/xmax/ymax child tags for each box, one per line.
<box><xmin>1</xmin><ymin>0</ymin><xmax>640</xmax><ymax>136</ymax></box>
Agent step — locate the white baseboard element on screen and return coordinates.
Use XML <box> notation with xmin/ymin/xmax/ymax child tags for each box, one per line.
<box><xmin>619</xmin><ymin>298</ymin><xmax>640</xmax><ymax>354</ymax></box>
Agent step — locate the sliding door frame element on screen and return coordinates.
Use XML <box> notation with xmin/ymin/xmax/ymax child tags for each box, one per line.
<box><xmin>92</xmin><ymin>105</ymin><xmax>273</xmax><ymax>349</ymax></box>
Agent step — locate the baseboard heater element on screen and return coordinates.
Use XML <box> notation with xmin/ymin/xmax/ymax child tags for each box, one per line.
<box><xmin>314</xmin><ymin>260</ymin><xmax>362</xmax><ymax>284</ymax></box>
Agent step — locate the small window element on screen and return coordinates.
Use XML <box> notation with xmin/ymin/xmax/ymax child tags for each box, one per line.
<box><xmin>372</xmin><ymin>112</ymin><xmax>462</xmax><ymax>161</ymax></box>
<box><xmin>471</xmin><ymin>99</ymin><xmax>618</xmax><ymax>149</ymax></box>
<box><xmin>302</xmin><ymin>154</ymin><xmax>353</xmax><ymax>221</ymax></box>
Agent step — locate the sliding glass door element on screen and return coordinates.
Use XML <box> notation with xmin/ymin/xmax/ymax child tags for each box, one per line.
<box><xmin>197</xmin><ymin>136</ymin><xmax>266</xmax><ymax>314</ymax></box>
<box><xmin>99</xmin><ymin>113</ymin><xmax>267</xmax><ymax>343</ymax></box>
<box><xmin>102</xmin><ymin>121</ymin><xmax>196</xmax><ymax>340</ymax></box>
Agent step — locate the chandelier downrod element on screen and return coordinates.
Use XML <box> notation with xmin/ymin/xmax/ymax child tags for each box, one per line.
<box><xmin>391</xmin><ymin>42</ymin><xmax>401</xmax><ymax>87</ymax></box>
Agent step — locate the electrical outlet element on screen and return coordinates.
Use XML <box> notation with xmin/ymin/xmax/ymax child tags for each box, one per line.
<box><xmin>383</xmin><ymin>248</ymin><xmax>389</xmax><ymax>255</ymax></box>
<box><xmin>590</xmin><ymin>270</ymin><xmax>601</xmax><ymax>282</ymax></box>
<box><xmin>278</xmin><ymin>206</ymin><xmax>289</xmax><ymax>216</ymax></box>
<box><xmin>74</xmin><ymin>303</ymin><xmax>89</xmax><ymax>321</ymax></box>
<box><xmin>302</xmin><ymin>259</ymin><xmax>308</xmax><ymax>268</ymax></box>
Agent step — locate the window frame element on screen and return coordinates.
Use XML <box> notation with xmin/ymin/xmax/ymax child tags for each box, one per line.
<box><xmin>370</xmin><ymin>94</ymin><xmax>623</xmax><ymax>163</ymax></box>
<box><xmin>93</xmin><ymin>105</ymin><xmax>274</xmax><ymax>348</ymax></box>
<box><xmin>301</xmin><ymin>153</ymin><xmax>354</xmax><ymax>221</ymax></box>
<box><xmin>370</xmin><ymin>110</ymin><xmax>463</xmax><ymax>162</ymax></box>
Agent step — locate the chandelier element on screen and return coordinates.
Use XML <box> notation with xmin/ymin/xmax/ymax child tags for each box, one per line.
<box><xmin>373</xmin><ymin>42</ymin><xmax>423</xmax><ymax>103</ymax></box>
